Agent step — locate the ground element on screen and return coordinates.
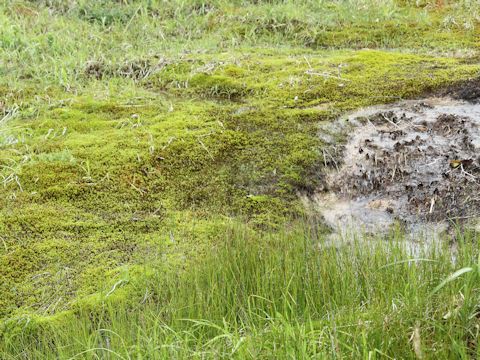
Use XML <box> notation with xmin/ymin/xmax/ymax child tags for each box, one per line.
<box><xmin>1</xmin><ymin>1</ymin><xmax>480</xmax><ymax>358</ymax></box>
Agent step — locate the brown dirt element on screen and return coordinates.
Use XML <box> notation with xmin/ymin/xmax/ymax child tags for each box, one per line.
<box><xmin>439</xmin><ymin>77</ymin><xmax>480</xmax><ymax>103</ymax></box>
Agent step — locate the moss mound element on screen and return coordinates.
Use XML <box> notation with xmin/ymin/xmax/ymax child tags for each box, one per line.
<box><xmin>1</xmin><ymin>49</ymin><xmax>479</xmax><ymax>320</ymax></box>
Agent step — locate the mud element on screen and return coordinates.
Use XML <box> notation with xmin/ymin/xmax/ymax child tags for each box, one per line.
<box><xmin>315</xmin><ymin>97</ymin><xmax>480</xmax><ymax>239</ymax></box>
<box><xmin>440</xmin><ymin>77</ymin><xmax>480</xmax><ymax>103</ymax></box>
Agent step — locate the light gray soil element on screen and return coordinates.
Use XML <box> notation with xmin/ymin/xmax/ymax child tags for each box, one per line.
<box><xmin>314</xmin><ymin>97</ymin><xmax>480</xmax><ymax>242</ymax></box>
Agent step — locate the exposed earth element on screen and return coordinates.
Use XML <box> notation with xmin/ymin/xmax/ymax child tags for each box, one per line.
<box><xmin>314</xmin><ymin>97</ymin><xmax>480</xmax><ymax>239</ymax></box>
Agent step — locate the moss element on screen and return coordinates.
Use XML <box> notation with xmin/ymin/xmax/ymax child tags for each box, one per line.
<box><xmin>189</xmin><ymin>73</ymin><xmax>251</xmax><ymax>100</ymax></box>
<box><xmin>1</xmin><ymin>48</ymin><xmax>479</xmax><ymax>321</ymax></box>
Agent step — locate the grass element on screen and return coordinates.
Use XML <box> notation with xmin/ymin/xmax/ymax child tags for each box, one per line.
<box><xmin>2</xmin><ymin>223</ymin><xmax>480</xmax><ymax>358</ymax></box>
<box><xmin>1</xmin><ymin>0</ymin><xmax>480</xmax><ymax>358</ymax></box>
<box><xmin>1</xmin><ymin>0</ymin><xmax>479</xmax><ymax>97</ymax></box>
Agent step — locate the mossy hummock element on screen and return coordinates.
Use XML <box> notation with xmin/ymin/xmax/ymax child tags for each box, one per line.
<box><xmin>1</xmin><ymin>49</ymin><xmax>479</xmax><ymax>320</ymax></box>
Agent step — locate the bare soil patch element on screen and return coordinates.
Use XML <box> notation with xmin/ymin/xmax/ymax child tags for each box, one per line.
<box><xmin>315</xmin><ymin>97</ymin><xmax>480</xmax><ymax>236</ymax></box>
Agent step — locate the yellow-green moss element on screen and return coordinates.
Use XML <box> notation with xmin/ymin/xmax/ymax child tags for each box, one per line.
<box><xmin>1</xmin><ymin>49</ymin><xmax>479</xmax><ymax>321</ymax></box>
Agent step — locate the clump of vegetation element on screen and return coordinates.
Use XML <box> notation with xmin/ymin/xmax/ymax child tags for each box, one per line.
<box><xmin>1</xmin><ymin>50</ymin><xmax>477</xmax><ymax>319</ymax></box>
<box><xmin>2</xmin><ymin>225</ymin><xmax>480</xmax><ymax>358</ymax></box>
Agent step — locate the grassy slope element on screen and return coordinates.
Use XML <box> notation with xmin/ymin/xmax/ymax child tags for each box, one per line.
<box><xmin>1</xmin><ymin>0</ymin><xmax>480</xmax><ymax>357</ymax></box>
